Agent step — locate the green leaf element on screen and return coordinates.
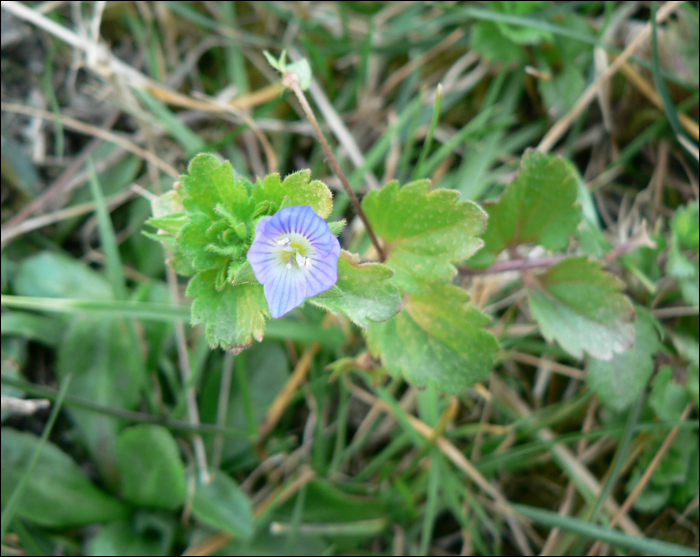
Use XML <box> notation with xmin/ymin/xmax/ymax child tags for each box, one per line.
<box><xmin>649</xmin><ymin>366</ymin><xmax>690</xmax><ymax>422</ymax></box>
<box><xmin>668</xmin><ymin>201</ymin><xmax>699</xmax><ymax>306</ymax></box>
<box><xmin>13</xmin><ymin>252</ymin><xmax>112</xmax><ymax>300</ymax></box>
<box><xmin>87</xmin><ymin>520</ymin><xmax>168</xmax><ymax>557</ymax></box>
<box><xmin>473</xmin><ymin>150</ymin><xmax>581</xmax><ymax>267</ymax></box>
<box><xmin>180</xmin><ymin>153</ymin><xmax>252</xmax><ymax>220</ymax></box>
<box><xmin>1</xmin><ymin>429</ymin><xmax>128</xmax><ymax>527</ymax></box>
<box><xmin>146</xmin><ymin>213</ymin><xmax>187</xmax><ymax>235</ymax></box>
<box><xmin>470</xmin><ymin>21</ymin><xmax>525</xmax><ymax>64</ymax></box>
<box><xmin>178</xmin><ymin>212</ymin><xmax>228</xmax><ymax>271</ymax></box>
<box><xmin>367</xmin><ymin>283</ymin><xmax>498</xmax><ymax>394</ymax></box>
<box><xmin>263</xmin><ymin>49</ymin><xmax>287</xmax><ymax>72</ymax></box>
<box><xmin>116</xmin><ymin>425</ymin><xmax>186</xmax><ymax>511</ymax></box>
<box><xmin>328</xmin><ymin>219</ymin><xmax>346</xmax><ymax>236</ymax></box>
<box><xmin>309</xmin><ymin>251</ymin><xmax>401</xmax><ymax>328</ymax></box>
<box><xmin>252</xmin><ymin>170</ymin><xmax>333</xmax><ymax>219</ymax></box>
<box><xmin>586</xmin><ymin>309</ymin><xmax>661</xmax><ymax>412</ymax></box>
<box><xmin>492</xmin><ymin>1</ymin><xmax>553</xmax><ymax>45</ymax></box>
<box><xmin>187</xmin><ymin>270</ymin><xmax>267</xmax><ymax>352</ymax></box>
<box><xmin>191</xmin><ymin>471</ymin><xmax>254</xmax><ymax>539</ymax></box>
<box><xmin>201</xmin><ymin>342</ymin><xmax>290</xmax><ymax>461</ymax></box>
<box><xmin>0</xmin><ymin>311</ymin><xmax>64</xmax><ymax>346</ymax></box>
<box><xmin>57</xmin><ymin>316</ymin><xmax>146</xmax><ymax>486</ymax></box>
<box><xmin>528</xmin><ymin>257</ymin><xmax>636</xmax><ymax>360</ymax></box>
<box><xmin>286</xmin><ymin>58</ymin><xmax>313</xmax><ymax>90</ymax></box>
<box><xmin>150</xmin><ymin>189</ymin><xmax>184</xmax><ymax>219</ymax></box>
<box><xmin>231</xmin><ymin>260</ymin><xmax>259</xmax><ymax>285</ymax></box>
<box><xmin>362</xmin><ymin>180</ymin><xmax>487</xmax><ymax>291</ymax></box>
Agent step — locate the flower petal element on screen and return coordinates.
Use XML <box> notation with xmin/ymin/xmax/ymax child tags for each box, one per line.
<box><xmin>264</xmin><ymin>267</ymin><xmax>307</xmax><ymax>318</ymax></box>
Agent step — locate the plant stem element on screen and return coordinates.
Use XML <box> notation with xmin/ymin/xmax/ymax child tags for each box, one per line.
<box><xmin>165</xmin><ymin>261</ymin><xmax>211</xmax><ymax>484</ymax></box>
<box><xmin>283</xmin><ymin>73</ymin><xmax>386</xmax><ymax>261</ymax></box>
<box><xmin>460</xmin><ymin>256</ymin><xmax>567</xmax><ymax>276</ymax></box>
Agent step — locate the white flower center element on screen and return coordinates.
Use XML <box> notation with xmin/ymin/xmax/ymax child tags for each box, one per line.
<box><xmin>276</xmin><ymin>235</ymin><xmax>313</xmax><ymax>270</ymax></box>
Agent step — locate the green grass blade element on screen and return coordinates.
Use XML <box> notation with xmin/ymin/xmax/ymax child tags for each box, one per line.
<box><xmin>512</xmin><ymin>503</ymin><xmax>697</xmax><ymax>556</ymax></box>
<box><xmin>413</xmin><ymin>85</ymin><xmax>442</xmax><ymax>180</ymax></box>
<box><xmin>87</xmin><ymin>158</ymin><xmax>127</xmax><ymax>300</ymax></box>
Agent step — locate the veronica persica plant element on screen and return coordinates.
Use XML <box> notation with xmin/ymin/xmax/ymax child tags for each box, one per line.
<box><xmin>247</xmin><ymin>205</ymin><xmax>341</xmax><ymax>318</ymax></box>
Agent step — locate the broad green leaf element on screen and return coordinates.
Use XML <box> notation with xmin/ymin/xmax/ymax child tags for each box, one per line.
<box><xmin>528</xmin><ymin>257</ymin><xmax>636</xmax><ymax>360</ymax></box>
<box><xmin>88</xmin><ymin>520</ymin><xmax>165</xmax><ymax>557</ymax></box>
<box><xmin>191</xmin><ymin>471</ymin><xmax>254</xmax><ymax>539</ymax></box>
<box><xmin>252</xmin><ymin>170</ymin><xmax>333</xmax><ymax>219</ymax></box>
<box><xmin>0</xmin><ymin>311</ymin><xmax>64</xmax><ymax>346</ymax></box>
<box><xmin>367</xmin><ymin>283</ymin><xmax>498</xmax><ymax>394</ymax></box>
<box><xmin>1</xmin><ymin>429</ymin><xmax>128</xmax><ymax>527</ymax></box>
<box><xmin>586</xmin><ymin>309</ymin><xmax>660</xmax><ymax>412</ymax></box>
<box><xmin>13</xmin><ymin>252</ymin><xmax>112</xmax><ymax>300</ymax></box>
<box><xmin>87</xmin><ymin>514</ymin><xmax>176</xmax><ymax>557</ymax></box>
<box><xmin>201</xmin><ymin>342</ymin><xmax>289</xmax><ymax>461</ymax></box>
<box><xmin>116</xmin><ymin>425</ymin><xmax>186</xmax><ymax>511</ymax></box>
<box><xmin>57</xmin><ymin>316</ymin><xmax>146</xmax><ymax>487</ymax></box>
<box><xmin>649</xmin><ymin>366</ymin><xmax>690</xmax><ymax>422</ymax></box>
<box><xmin>180</xmin><ymin>153</ymin><xmax>252</xmax><ymax>220</ymax></box>
<box><xmin>187</xmin><ymin>270</ymin><xmax>267</xmax><ymax>352</ymax></box>
<box><xmin>362</xmin><ymin>179</ymin><xmax>487</xmax><ymax>291</ymax></box>
<box><xmin>309</xmin><ymin>251</ymin><xmax>401</xmax><ymax>328</ymax></box>
<box><xmin>473</xmin><ymin>150</ymin><xmax>581</xmax><ymax>267</ymax></box>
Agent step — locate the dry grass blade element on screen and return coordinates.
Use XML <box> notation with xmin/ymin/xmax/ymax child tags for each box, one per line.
<box><xmin>491</xmin><ymin>376</ymin><xmax>644</xmax><ymax>538</ymax></box>
<box><xmin>0</xmin><ymin>102</ymin><xmax>178</xmax><ymax>177</ymax></box>
<box><xmin>508</xmin><ymin>351</ymin><xmax>586</xmax><ymax>381</ymax></box>
<box><xmin>344</xmin><ymin>379</ymin><xmax>534</xmax><ymax>556</ymax></box>
<box><xmin>258</xmin><ymin>344</ymin><xmax>317</xmax><ymax>439</ymax></box>
<box><xmin>537</xmin><ymin>0</ymin><xmax>685</xmax><ymax>153</ymax></box>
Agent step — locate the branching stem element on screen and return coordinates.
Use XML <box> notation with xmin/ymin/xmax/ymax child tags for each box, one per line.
<box><xmin>284</xmin><ymin>73</ymin><xmax>386</xmax><ymax>261</ymax></box>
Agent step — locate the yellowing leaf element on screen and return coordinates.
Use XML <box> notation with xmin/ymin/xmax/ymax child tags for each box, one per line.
<box><xmin>528</xmin><ymin>257</ymin><xmax>636</xmax><ymax>360</ymax></box>
<box><xmin>367</xmin><ymin>283</ymin><xmax>498</xmax><ymax>393</ymax></box>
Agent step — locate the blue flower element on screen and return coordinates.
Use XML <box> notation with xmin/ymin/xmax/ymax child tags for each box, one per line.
<box><xmin>247</xmin><ymin>205</ymin><xmax>341</xmax><ymax>318</ymax></box>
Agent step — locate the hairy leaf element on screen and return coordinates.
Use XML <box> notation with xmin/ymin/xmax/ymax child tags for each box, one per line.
<box><xmin>474</xmin><ymin>150</ymin><xmax>581</xmax><ymax>267</ymax></box>
<box><xmin>586</xmin><ymin>309</ymin><xmax>660</xmax><ymax>412</ymax></box>
<box><xmin>528</xmin><ymin>257</ymin><xmax>636</xmax><ymax>360</ymax></box>
<box><xmin>187</xmin><ymin>270</ymin><xmax>267</xmax><ymax>352</ymax></box>
<box><xmin>180</xmin><ymin>153</ymin><xmax>252</xmax><ymax>220</ymax></box>
<box><xmin>367</xmin><ymin>283</ymin><xmax>498</xmax><ymax>393</ymax></box>
<box><xmin>362</xmin><ymin>179</ymin><xmax>487</xmax><ymax>291</ymax></box>
<box><xmin>252</xmin><ymin>170</ymin><xmax>333</xmax><ymax>219</ymax></box>
<box><xmin>310</xmin><ymin>251</ymin><xmax>401</xmax><ymax>328</ymax></box>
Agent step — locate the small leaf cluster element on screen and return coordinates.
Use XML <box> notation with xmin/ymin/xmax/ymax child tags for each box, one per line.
<box><xmin>146</xmin><ymin>153</ymin><xmax>338</xmax><ymax>351</ymax></box>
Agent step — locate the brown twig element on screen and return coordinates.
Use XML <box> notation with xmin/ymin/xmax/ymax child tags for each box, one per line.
<box><xmin>283</xmin><ymin>73</ymin><xmax>387</xmax><ymax>261</ymax></box>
